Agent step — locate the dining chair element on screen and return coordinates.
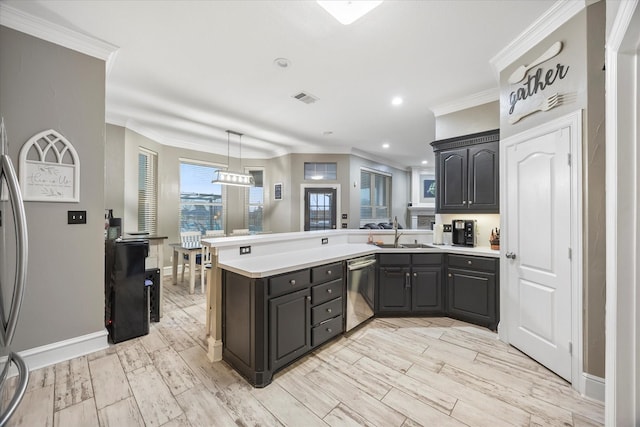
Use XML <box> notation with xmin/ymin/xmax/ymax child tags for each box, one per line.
<box><xmin>180</xmin><ymin>231</ymin><xmax>202</xmax><ymax>283</ymax></box>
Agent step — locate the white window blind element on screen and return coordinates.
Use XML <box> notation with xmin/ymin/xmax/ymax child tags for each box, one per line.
<box><xmin>138</xmin><ymin>149</ymin><xmax>158</xmax><ymax>234</ymax></box>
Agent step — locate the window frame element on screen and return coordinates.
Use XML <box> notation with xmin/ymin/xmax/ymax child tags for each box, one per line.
<box><xmin>360</xmin><ymin>167</ymin><xmax>392</xmax><ymax>224</ymax></box>
<box><xmin>179</xmin><ymin>159</ymin><xmax>226</xmax><ymax>235</ymax></box>
<box><xmin>138</xmin><ymin>148</ymin><xmax>158</xmax><ymax>235</ymax></box>
<box><xmin>244</xmin><ymin>167</ymin><xmax>265</xmax><ymax>233</ymax></box>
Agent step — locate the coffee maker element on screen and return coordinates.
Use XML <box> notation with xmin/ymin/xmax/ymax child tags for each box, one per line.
<box><xmin>452</xmin><ymin>219</ymin><xmax>477</xmax><ymax>247</ymax></box>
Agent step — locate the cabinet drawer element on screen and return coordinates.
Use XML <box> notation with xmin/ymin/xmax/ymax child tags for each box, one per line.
<box><xmin>378</xmin><ymin>253</ymin><xmax>411</xmax><ymax>266</ymax></box>
<box><xmin>269</xmin><ymin>269</ymin><xmax>311</xmax><ymax>297</ymax></box>
<box><xmin>311</xmin><ymin>297</ymin><xmax>343</xmax><ymax>325</ymax></box>
<box><xmin>311</xmin><ymin>315</ymin><xmax>343</xmax><ymax>347</ymax></box>
<box><xmin>311</xmin><ymin>262</ymin><xmax>343</xmax><ymax>283</ymax></box>
<box><xmin>412</xmin><ymin>253</ymin><xmax>443</xmax><ymax>266</ymax></box>
<box><xmin>448</xmin><ymin>254</ymin><xmax>496</xmax><ymax>272</ymax></box>
<box><xmin>311</xmin><ymin>279</ymin><xmax>343</xmax><ymax>306</ymax></box>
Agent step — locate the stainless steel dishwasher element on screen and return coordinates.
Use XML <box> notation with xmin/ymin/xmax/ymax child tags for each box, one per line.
<box><xmin>346</xmin><ymin>254</ymin><xmax>377</xmax><ymax>331</ymax></box>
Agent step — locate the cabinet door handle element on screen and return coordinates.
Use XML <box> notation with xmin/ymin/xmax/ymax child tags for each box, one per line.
<box><xmin>468</xmin><ymin>200</ymin><xmax>473</xmax><ymax>205</ymax></box>
<box><xmin>327</xmin><ymin>270</ymin><xmax>332</xmax><ymax>275</ymax></box>
<box><xmin>405</xmin><ymin>273</ymin><xmax>411</xmax><ymax>288</ymax></box>
<box><xmin>413</xmin><ymin>273</ymin><xmax>417</xmax><ymax>277</ymax></box>
<box><xmin>306</xmin><ymin>295</ymin><xmax>311</xmax><ymax>301</ymax></box>
<box><xmin>290</xmin><ymin>279</ymin><xmax>296</xmax><ymax>285</ymax></box>
<box><xmin>448</xmin><ymin>273</ymin><xmax>453</xmax><ymax>278</ymax></box>
<box><xmin>462</xmin><ymin>201</ymin><xmax>466</xmax><ymax>205</ymax></box>
<box><xmin>327</xmin><ymin>288</ymin><xmax>332</xmax><ymax>294</ymax></box>
<box><xmin>326</xmin><ymin>328</ymin><xmax>332</xmax><ymax>333</ymax></box>
<box><xmin>327</xmin><ymin>308</ymin><xmax>332</xmax><ymax>313</ymax></box>
<box><xmin>467</xmin><ymin>260</ymin><xmax>472</xmax><ymax>265</ymax></box>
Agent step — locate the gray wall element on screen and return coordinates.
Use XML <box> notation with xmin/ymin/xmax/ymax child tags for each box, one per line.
<box><xmin>0</xmin><ymin>26</ymin><xmax>106</xmax><ymax>350</ymax></box>
<box><xmin>498</xmin><ymin>1</ymin><xmax>606</xmax><ymax>377</ymax></box>
<box><xmin>435</xmin><ymin>101</ymin><xmax>500</xmax><ymax>140</ymax></box>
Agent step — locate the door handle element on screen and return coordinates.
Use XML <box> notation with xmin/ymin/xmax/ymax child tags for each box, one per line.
<box><xmin>506</xmin><ymin>252</ymin><xmax>517</xmax><ymax>260</ymax></box>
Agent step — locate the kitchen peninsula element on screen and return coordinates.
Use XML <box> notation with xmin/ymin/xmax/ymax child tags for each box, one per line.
<box><xmin>203</xmin><ymin>229</ymin><xmax>499</xmax><ymax>386</ymax></box>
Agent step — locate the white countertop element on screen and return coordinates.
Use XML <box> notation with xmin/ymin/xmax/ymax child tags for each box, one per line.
<box><xmin>217</xmin><ymin>238</ymin><xmax>499</xmax><ymax>278</ymax></box>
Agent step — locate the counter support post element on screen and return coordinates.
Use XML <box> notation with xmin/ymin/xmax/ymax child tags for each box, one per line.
<box><xmin>206</xmin><ymin>250</ymin><xmax>223</xmax><ymax>362</ymax></box>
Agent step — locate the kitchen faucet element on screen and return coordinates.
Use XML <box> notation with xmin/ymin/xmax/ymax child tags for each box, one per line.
<box><xmin>393</xmin><ymin>216</ymin><xmax>403</xmax><ymax>248</ymax></box>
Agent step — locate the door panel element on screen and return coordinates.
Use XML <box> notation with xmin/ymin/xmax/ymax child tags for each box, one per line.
<box><xmin>468</xmin><ymin>141</ymin><xmax>499</xmax><ymax>209</ymax></box>
<box><xmin>505</xmin><ymin>128</ymin><xmax>572</xmax><ymax>381</ymax></box>
<box><xmin>440</xmin><ymin>149</ymin><xmax>467</xmax><ymax>210</ymax></box>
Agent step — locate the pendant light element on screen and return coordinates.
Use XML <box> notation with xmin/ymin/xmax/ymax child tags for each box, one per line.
<box><xmin>212</xmin><ymin>130</ymin><xmax>255</xmax><ymax>187</ymax></box>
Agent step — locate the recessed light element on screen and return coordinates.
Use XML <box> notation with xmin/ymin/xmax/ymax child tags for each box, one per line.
<box><xmin>382</xmin><ymin>143</ymin><xmax>390</xmax><ymax>149</ymax></box>
<box><xmin>421</xmin><ymin>160</ymin><xmax>428</xmax><ymax>165</ymax></box>
<box><xmin>391</xmin><ymin>96</ymin><xmax>403</xmax><ymax>106</ymax></box>
<box><xmin>273</xmin><ymin>57</ymin><xmax>291</xmax><ymax>69</ymax></box>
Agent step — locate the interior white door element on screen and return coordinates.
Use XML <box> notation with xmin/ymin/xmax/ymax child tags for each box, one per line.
<box><xmin>505</xmin><ymin>127</ymin><xmax>572</xmax><ymax>381</ymax></box>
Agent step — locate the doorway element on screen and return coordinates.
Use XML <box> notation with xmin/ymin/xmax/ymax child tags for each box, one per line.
<box><xmin>500</xmin><ymin>110</ymin><xmax>582</xmax><ymax>385</ymax></box>
<box><xmin>303</xmin><ymin>187</ymin><xmax>337</xmax><ymax>231</ymax></box>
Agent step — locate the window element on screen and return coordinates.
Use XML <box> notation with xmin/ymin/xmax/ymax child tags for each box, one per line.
<box><xmin>246</xmin><ymin>169</ymin><xmax>264</xmax><ymax>232</ymax></box>
<box><xmin>304</xmin><ymin>162</ymin><xmax>337</xmax><ymax>180</ymax></box>
<box><xmin>180</xmin><ymin>161</ymin><xmax>225</xmax><ymax>234</ymax></box>
<box><xmin>360</xmin><ymin>168</ymin><xmax>391</xmax><ymax>222</ymax></box>
<box><xmin>138</xmin><ymin>149</ymin><xmax>157</xmax><ymax>234</ymax></box>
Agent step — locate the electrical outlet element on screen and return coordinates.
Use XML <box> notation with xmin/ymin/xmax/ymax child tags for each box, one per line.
<box><xmin>239</xmin><ymin>246</ymin><xmax>251</xmax><ymax>255</ymax></box>
<box><xmin>443</xmin><ymin>223</ymin><xmax>452</xmax><ymax>232</ymax></box>
<box><xmin>341</xmin><ymin>223</ymin><xmax>347</xmax><ymax>228</ymax></box>
<box><xmin>68</xmin><ymin>210</ymin><xmax>87</xmax><ymax>224</ymax></box>
<box><xmin>341</xmin><ymin>213</ymin><xmax>348</xmax><ymax>219</ymax></box>
<box><xmin>321</xmin><ymin>237</ymin><xmax>328</xmax><ymax>245</ymax></box>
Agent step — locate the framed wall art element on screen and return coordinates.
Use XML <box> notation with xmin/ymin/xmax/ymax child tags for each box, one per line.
<box><xmin>19</xmin><ymin>129</ymin><xmax>80</xmax><ymax>202</ymax></box>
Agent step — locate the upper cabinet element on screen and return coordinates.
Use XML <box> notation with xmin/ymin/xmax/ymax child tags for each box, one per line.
<box><xmin>430</xmin><ymin>129</ymin><xmax>499</xmax><ymax>213</ymax></box>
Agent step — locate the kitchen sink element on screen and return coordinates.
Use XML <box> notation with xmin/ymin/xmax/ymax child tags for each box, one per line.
<box><xmin>374</xmin><ymin>243</ymin><xmax>432</xmax><ymax>249</ymax></box>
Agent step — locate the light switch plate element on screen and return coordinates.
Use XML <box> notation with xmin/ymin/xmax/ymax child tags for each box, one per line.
<box><xmin>68</xmin><ymin>210</ymin><xmax>87</xmax><ymax>224</ymax></box>
<box><xmin>321</xmin><ymin>237</ymin><xmax>328</xmax><ymax>245</ymax></box>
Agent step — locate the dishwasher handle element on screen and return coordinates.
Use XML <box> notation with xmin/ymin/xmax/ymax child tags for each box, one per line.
<box><xmin>347</xmin><ymin>259</ymin><xmax>376</xmax><ymax>271</ymax></box>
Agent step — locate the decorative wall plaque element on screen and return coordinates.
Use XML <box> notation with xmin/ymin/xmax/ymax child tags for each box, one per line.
<box><xmin>19</xmin><ymin>129</ymin><xmax>80</xmax><ymax>202</ymax></box>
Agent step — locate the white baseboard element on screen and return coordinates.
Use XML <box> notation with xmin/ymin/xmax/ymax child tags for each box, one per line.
<box><xmin>581</xmin><ymin>372</ymin><xmax>605</xmax><ymax>402</ymax></box>
<box><xmin>5</xmin><ymin>330</ymin><xmax>109</xmax><ymax>376</ymax></box>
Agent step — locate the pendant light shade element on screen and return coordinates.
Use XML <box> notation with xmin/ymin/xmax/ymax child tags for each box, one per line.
<box><xmin>212</xmin><ymin>130</ymin><xmax>254</xmax><ymax>187</ymax></box>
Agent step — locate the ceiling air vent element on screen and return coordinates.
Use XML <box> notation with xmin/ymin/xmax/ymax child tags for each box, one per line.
<box><xmin>292</xmin><ymin>91</ymin><xmax>319</xmax><ymax>104</ymax></box>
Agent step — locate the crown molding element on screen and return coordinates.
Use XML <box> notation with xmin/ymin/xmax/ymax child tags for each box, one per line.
<box><xmin>0</xmin><ymin>3</ymin><xmax>118</xmax><ymax>62</ymax></box>
<box><xmin>489</xmin><ymin>0</ymin><xmax>591</xmax><ymax>75</ymax></box>
<box><xmin>431</xmin><ymin>88</ymin><xmax>499</xmax><ymax>117</ymax></box>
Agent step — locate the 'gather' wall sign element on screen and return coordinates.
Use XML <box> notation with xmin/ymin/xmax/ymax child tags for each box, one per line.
<box><xmin>507</xmin><ymin>41</ymin><xmax>569</xmax><ymax>122</ymax></box>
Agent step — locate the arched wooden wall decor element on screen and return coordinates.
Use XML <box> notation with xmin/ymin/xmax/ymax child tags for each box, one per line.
<box><xmin>19</xmin><ymin>129</ymin><xmax>80</xmax><ymax>202</ymax></box>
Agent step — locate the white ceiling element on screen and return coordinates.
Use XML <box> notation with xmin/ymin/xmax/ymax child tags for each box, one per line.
<box><xmin>3</xmin><ymin>0</ymin><xmax>556</xmax><ymax>170</ymax></box>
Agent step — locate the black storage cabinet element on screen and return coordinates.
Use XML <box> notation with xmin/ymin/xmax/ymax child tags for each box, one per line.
<box><xmin>105</xmin><ymin>239</ymin><xmax>150</xmax><ymax>343</ymax></box>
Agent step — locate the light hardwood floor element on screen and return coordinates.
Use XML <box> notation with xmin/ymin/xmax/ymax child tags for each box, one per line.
<box><xmin>3</xmin><ymin>276</ymin><xmax>604</xmax><ymax>426</ymax></box>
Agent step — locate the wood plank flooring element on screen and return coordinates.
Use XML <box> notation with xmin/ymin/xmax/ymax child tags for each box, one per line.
<box><xmin>3</xmin><ymin>276</ymin><xmax>604</xmax><ymax>426</ymax></box>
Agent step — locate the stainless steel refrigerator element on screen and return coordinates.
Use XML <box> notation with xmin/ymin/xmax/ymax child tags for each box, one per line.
<box><xmin>0</xmin><ymin>118</ymin><xmax>29</xmax><ymax>425</ymax></box>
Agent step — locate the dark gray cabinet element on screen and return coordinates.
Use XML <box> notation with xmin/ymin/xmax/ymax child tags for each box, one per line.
<box><xmin>377</xmin><ymin>253</ymin><xmax>444</xmax><ymax>314</ymax></box>
<box><xmin>269</xmin><ymin>288</ymin><xmax>310</xmax><ymax>371</ymax></box>
<box><xmin>431</xmin><ymin>129</ymin><xmax>499</xmax><ymax>213</ymax></box>
<box><xmin>222</xmin><ymin>261</ymin><xmax>344</xmax><ymax>387</ymax></box>
<box><xmin>446</xmin><ymin>254</ymin><xmax>499</xmax><ymax>330</ymax></box>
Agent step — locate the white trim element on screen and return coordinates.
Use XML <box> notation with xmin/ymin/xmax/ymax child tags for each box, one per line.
<box><xmin>605</xmin><ymin>1</ymin><xmax>639</xmax><ymax>424</ymax></box>
<box><xmin>0</xmin><ymin>3</ymin><xmax>118</xmax><ymax>62</ymax></box>
<box><xmin>499</xmin><ymin>110</ymin><xmax>583</xmax><ymax>394</ymax></box>
<box><xmin>5</xmin><ymin>330</ymin><xmax>108</xmax><ymax>376</ymax></box>
<box><xmin>489</xmin><ymin>0</ymin><xmax>588</xmax><ymax>74</ymax></box>
<box><xmin>581</xmin><ymin>373</ymin><xmax>605</xmax><ymax>403</ymax></box>
<box><xmin>431</xmin><ymin>88</ymin><xmax>499</xmax><ymax>117</ymax></box>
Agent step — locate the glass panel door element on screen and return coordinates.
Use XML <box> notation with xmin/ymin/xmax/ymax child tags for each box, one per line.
<box><xmin>304</xmin><ymin>188</ymin><xmax>337</xmax><ymax>231</ymax></box>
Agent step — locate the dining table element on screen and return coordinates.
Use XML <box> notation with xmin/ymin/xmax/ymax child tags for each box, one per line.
<box><xmin>169</xmin><ymin>242</ymin><xmax>205</xmax><ymax>294</ymax></box>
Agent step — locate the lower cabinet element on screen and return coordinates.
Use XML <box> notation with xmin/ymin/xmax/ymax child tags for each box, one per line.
<box><xmin>446</xmin><ymin>254</ymin><xmax>499</xmax><ymax>330</ymax></box>
<box><xmin>222</xmin><ymin>261</ymin><xmax>344</xmax><ymax>387</ymax></box>
<box><xmin>377</xmin><ymin>253</ymin><xmax>444</xmax><ymax>315</ymax></box>
<box><xmin>269</xmin><ymin>288</ymin><xmax>310</xmax><ymax>371</ymax></box>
